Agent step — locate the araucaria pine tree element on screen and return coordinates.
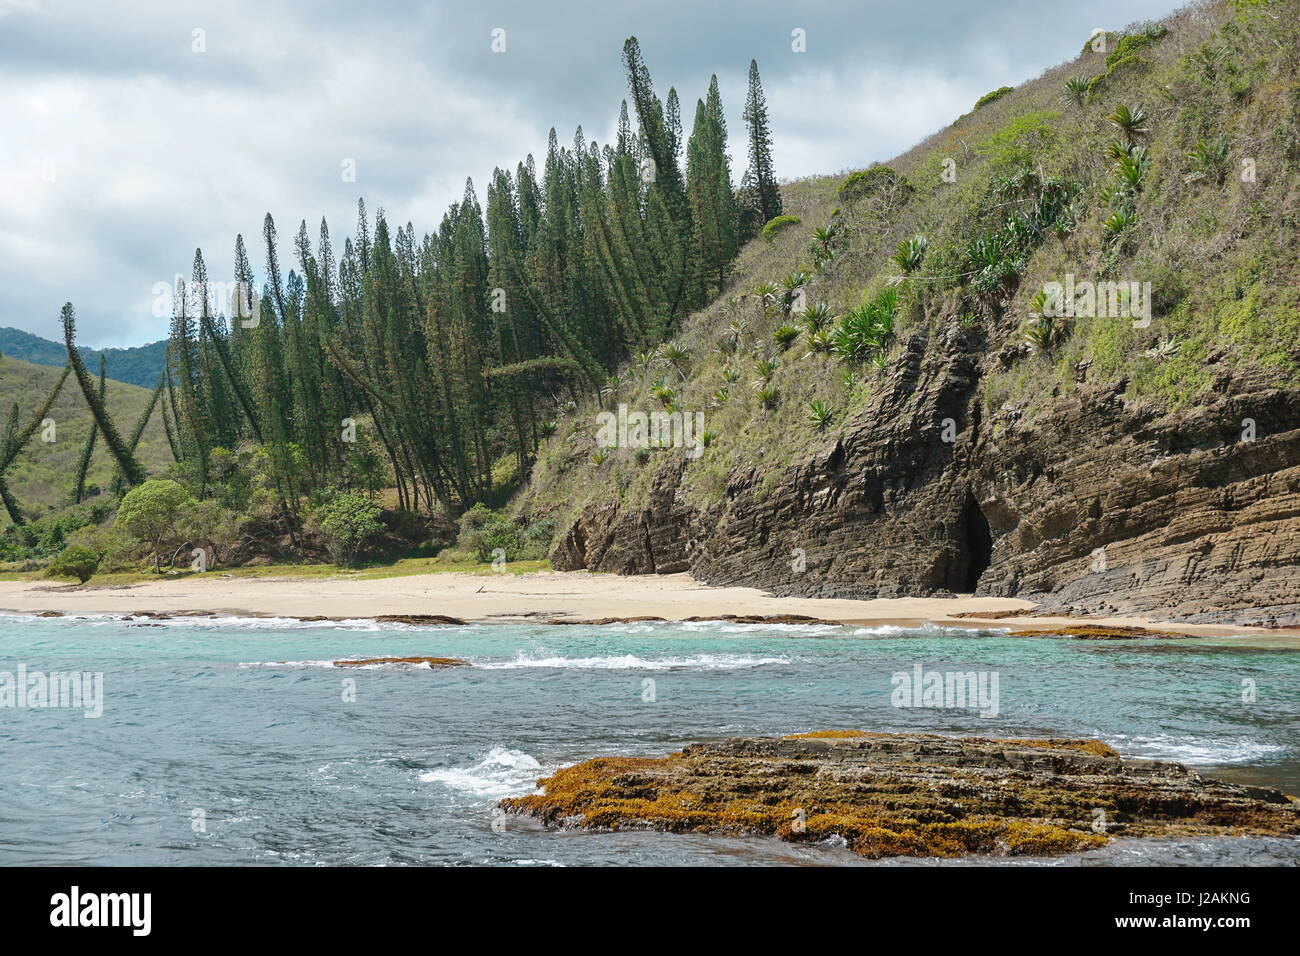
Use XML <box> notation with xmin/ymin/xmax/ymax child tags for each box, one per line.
<box><xmin>44</xmin><ymin>37</ymin><xmax>773</xmax><ymax>542</ymax></box>
<box><xmin>742</xmin><ymin>59</ymin><xmax>782</xmax><ymax>233</ymax></box>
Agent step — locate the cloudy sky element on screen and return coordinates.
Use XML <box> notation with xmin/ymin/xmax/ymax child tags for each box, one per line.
<box><xmin>1</xmin><ymin>0</ymin><xmax>1181</xmax><ymax>348</ymax></box>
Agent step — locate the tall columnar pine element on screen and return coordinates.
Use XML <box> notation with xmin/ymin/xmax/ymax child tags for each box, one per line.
<box><xmin>146</xmin><ymin>39</ymin><xmax>760</xmax><ymax>520</ymax></box>
<box><xmin>742</xmin><ymin>59</ymin><xmax>782</xmax><ymax>234</ymax></box>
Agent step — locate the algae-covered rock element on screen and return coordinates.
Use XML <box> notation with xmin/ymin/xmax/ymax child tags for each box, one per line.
<box><xmin>1008</xmin><ymin>625</ymin><xmax>1190</xmax><ymax>640</ymax></box>
<box><xmin>500</xmin><ymin>731</ymin><xmax>1298</xmax><ymax>859</ymax></box>
<box><xmin>332</xmin><ymin>656</ymin><xmax>469</xmax><ymax>669</ymax></box>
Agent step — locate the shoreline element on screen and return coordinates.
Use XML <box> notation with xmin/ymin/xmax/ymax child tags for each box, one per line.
<box><xmin>2</xmin><ymin>570</ymin><xmax>1297</xmax><ymax>643</ymax></box>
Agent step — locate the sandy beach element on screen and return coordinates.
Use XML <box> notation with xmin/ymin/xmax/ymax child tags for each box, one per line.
<box><xmin>2</xmin><ymin>570</ymin><xmax>1295</xmax><ymax>641</ymax></box>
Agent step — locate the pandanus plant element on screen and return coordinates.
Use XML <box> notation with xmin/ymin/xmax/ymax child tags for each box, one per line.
<box><xmin>1109</xmin><ymin>103</ymin><xmax>1149</xmax><ymax>147</ymax></box>
<box><xmin>1061</xmin><ymin>75</ymin><xmax>1090</xmax><ymax>107</ymax></box>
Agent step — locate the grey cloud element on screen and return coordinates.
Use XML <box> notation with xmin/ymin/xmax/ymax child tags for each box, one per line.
<box><xmin>1</xmin><ymin>0</ymin><xmax>1180</xmax><ymax>346</ymax></box>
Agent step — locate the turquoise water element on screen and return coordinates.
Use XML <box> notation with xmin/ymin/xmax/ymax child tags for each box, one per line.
<box><xmin>1</xmin><ymin>613</ymin><xmax>1297</xmax><ymax>866</ymax></box>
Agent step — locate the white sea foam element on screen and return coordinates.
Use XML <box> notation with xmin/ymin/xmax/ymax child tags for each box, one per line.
<box><xmin>473</xmin><ymin>652</ymin><xmax>788</xmax><ymax>670</ymax></box>
<box><xmin>419</xmin><ymin>747</ymin><xmax>549</xmax><ymax>798</ymax></box>
<box><xmin>238</xmin><ymin>657</ymin><xmax>454</xmax><ymax>670</ymax></box>
<box><xmin>1109</xmin><ymin>734</ymin><xmax>1286</xmax><ymax>765</ymax></box>
<box><xmin>673</xmin><ymin>619</ymin><xmax>842</xmax><ymax>635</ymax></box>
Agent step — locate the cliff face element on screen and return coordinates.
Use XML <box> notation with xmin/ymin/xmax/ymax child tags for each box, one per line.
<box><xmin>536</xmin><ymin>3</ymin><xmax>1300</xmax><ymax>628</ymax></box>
<box><xmin>553</xmin><ymin>325</ymin><xmax>1300</xmax><ymax>626</ymax></box>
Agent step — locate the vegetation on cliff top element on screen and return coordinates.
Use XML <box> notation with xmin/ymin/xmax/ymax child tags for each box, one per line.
<box><xmin>517</xmin><ymin>0</ymin><xmax>1300</xmax><ymax>540</ymax></box>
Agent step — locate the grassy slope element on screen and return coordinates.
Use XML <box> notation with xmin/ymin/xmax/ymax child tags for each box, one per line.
<box><xmin>0</xmin><ymin>354</ymin><xmax>173</xmax><ymax>515</ymax></box>
<box><xmin>519</xmin><ymin>0</ymin><xmax>1300</xmax><ymax>533</ymax></box>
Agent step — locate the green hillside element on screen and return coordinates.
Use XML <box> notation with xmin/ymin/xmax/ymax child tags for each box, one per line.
<box><xmin>0</xmin><ymin>354</ymin><xmax>173</xmax><ymax>515</ymax></box>
<box><xmin>0</xmin><ymin>326</ymin><xmax>167</xmax><ymax>388</ymax></box>
<box><xmin>518</xmin><ymin>0</ymin><xmax>1300</xmax><ymax>530</ymax></box>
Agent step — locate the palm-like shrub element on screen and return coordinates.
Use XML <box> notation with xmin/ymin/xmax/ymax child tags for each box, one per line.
<box><xmin>780</xmin><ymin>271</ymin><xmax>809</xmax><ymax>316</ymax></box>
<box><xmin>1021</xmin><ymin>315</ymin><xmax>1072</xmax><ymax>355</ymax></box>
<box><xmin>652</xmin><ymin>384</ymin><xmax>676</xmax><ymax>407</ymax></box>
<box><xmin>1114</xmin><ymin>147</ymin><xmax>1149</xmax><ymax>190</ymax></box>
<box><xmin>657</xmin><ymin>342</ymin><xmax>692</xmax><ymax>380</ymax></box>
<box><xmin>753</xmin><ymin>282</ymin><xmax>779</xmax><ymax>310</ymax></box>
<box><xmin>802</xmin><ymin>299</ymin><xmax>833</xmax><ymax>331</ymax></box>
<box><xmin>1187</xmin><ymin>135</ymin><xmax>1230</xmax><ymax>184</ymax></box>
<box><xmin>807</xmin><ymin>400</ymin><xmax>835</xmax><ymax>431</ymax></box>
<box><xmin>804</xmin><ymin>328</ymin><xmax>833</xmax><ymax>357</ymax></box>
<box><xmin>892</xmin><ymin>234</ymin><xmax>928</xmax><ymax>273</ymax></box>
<box><xmin>1028</xmin><ymin>288</ymin><xmax>1063</xmax><ymax>318</ymax></box>
<box><xmin>772</xmin><ymin>324</ymin><xmax>801</xmax><ymax>349</ymax></box>
<box><xmin>757</xmin><ymin>384</ymin><xmax>780</xmax><ymax>410</ymax></box>
<box><xmin>809</xmin><ymin>225</ymin><xmax>839</xmax><ymax>265</ymax></box>
<box><xmin>1103</xmin><ymin>207</ymin><xmax>1137</xmax><ymax>238</ymax></box>
<box><xmin>831</xmin><ymin>289</ymin><xmax>898</xmax><ymax>363</ymax></box>
<box><xmin>1061</xmin><ymin>75</ymin><xmax>1090</xmax><ymax>106</ymax></box>
<box><xmin>1109</xmin><ymin>103</ymin><xmax>1149</xmax><ymax>145</ymax></box>
<box><xmin>754</xmin><ymin>356</ymin><xmax>780</xmax><ymax>381</ymax></box>
<box><xmin>710</xmin><ymin>385</ymin><xmax>731</xmax><ymax>407</ymax></box>
<box><xmin>1144</xmin><ymin>336</ymin><xmax>1184</xmax><ymax>361</ymax></box>
<box><xmin>721</xmin><ymin>365</ymin><xmax>741</xmax><ymax>384</ymax></box>
<box><xmin>966</xmin><ymin>232</ymin><xmax>1021</xmax><ymax>296</ymax></box>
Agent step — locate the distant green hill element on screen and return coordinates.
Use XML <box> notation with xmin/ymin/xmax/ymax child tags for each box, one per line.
<box><xmin>0</xmin><ymin>326</ymin><xmax>166</xmax><ymax>388</ymax></box>
<box><xmin>0</xmin><ymin>354</ymin><xmax>173</xmax><ymax>515</ymax></box>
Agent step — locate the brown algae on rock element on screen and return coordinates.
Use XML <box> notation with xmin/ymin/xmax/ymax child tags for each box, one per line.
<box><xmin>499</xmin><ymin>731</ymin><xmax>1298</xmax><ymax>859</ymax></box>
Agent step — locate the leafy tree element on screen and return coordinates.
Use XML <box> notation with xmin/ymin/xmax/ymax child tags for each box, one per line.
<box><xmin>311</xmin><ymin>490</ymin><xmax>384</xmax><ymax>566</ymax></box>
<box><xmin>115</xmin><ymin>479</ymin><xmax>195</xmax><ymax>572</ymax></box>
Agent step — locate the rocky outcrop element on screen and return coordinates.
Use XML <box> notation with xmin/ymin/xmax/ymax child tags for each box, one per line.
<box><xmin>500</xmin><ymin>731</ymin><xmax>1300</xmax><ymax>859</ymax></box>
<box><xmin>551</xmin><ymin>324</ymin><xmax>1300</xmax><ymax>626</ymax></box>
<box><xmin>332</xmin><ymin>656</ymin><xmax>468</xmax><ymax>668</ymax></box>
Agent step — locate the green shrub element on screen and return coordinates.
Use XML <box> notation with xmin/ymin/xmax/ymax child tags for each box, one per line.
<box><xmin>45</xmin><ymin>545</ymin><xmax>100</xmax><ymax>584</ymax></box>
<box><xmin>837</xmin><ymin>166</ymin><xmax>913</xmax><ymax>204</ymax></box>
<box><xmin>448</xmin><ymin>504</ymin><xmax>544</xmax><ymax>563</ymax></box>
<box><xmin>311</xmin><ymin>491</ymin><xmax>384</xmax><ymax>566</ymax></box>
<box><xmin>973</xmin><ymin>86</ymin><xmax>1014</xmax><ymax>110</ymax></box>
<box><xmin>1106</xmin><ymin>30</ymin><xmax>1163</xmax><ymax>69</ymax></box>
<box><xmin>114</xmin><ymin>479</ymin><xmax>196</xmax><ymax>572</ymax></box>
<box><xmin>761</xmin><ymin>215</ymin><xmax>801</xmax><ymax>242</ymax></box>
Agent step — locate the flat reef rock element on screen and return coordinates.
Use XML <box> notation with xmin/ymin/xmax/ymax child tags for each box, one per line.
<box><xmin>499</xmin><ymin>731</ymin><xmax>1299</xmax><ymax>859</ymax></box>
<box><xmin>332</xmin><ymin>656</ymin><xmax>469</xmax><ymax>669</ymax></box>
<box><xmin>1007</xmin><ymin>624</ymin><xmax>1191</xmax><ymax>640</ymax></box>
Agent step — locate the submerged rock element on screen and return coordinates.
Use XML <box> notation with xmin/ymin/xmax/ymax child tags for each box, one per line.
<box><xmin>372</xmin><ymin>614</ymin><xmax>466</xmax><ymax>626</ymax></box>
<box><xmin>543</xmin><ymin>614</ymin><xmax>833</xmax><ymax>625</ymax></box>
<box><xmin>499</xmin><ymin>731</ymin><xmax>1299</xmax><ymax>859</ymax></box>
<box><xmin>332</xmin><ymin>656</ymin><xmax>469</xmax><ymax>669</ymax></box>
<box><xmin>1008</xmin><ymin>625</ymin><xmax>1192</xmax><ymax>640</ymax></box>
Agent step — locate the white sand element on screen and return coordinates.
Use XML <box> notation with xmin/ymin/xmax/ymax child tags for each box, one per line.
<box><xmin>1</xmin><ymin>570</ymin><xmax>1293</xmax><ymax>640</ymax></box>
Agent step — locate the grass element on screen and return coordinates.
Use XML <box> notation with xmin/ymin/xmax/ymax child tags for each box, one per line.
<box><xmin>0</xmin><ymin>556</ymin><xmax>552</xmax><ymax>585</ymax></box>
<box><xmin>0</xmin><ymin>355</ymin><xmax>173</xmax><ymax>513</ymax></box>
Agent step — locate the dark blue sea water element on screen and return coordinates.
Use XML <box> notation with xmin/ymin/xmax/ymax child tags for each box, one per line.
<box><xmin>1</xmin><ymin>613</ymin><xmax>1297</xmax><ymax>866</ymax></box>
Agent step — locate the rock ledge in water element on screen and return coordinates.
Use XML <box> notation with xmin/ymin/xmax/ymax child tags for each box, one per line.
<box><xmin>332</xmin><ymin>656</ymin><xmax>469</xmax><ymax>669</ymax></box>
<box><xmin>499</xmin><ymin>731</ymin><xmax>1298</xmax><ymax>859</ymax></box>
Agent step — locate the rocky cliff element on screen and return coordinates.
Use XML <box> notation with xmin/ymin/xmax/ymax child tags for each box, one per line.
<box><xmin>552</xmin><ymin>327</ymin><xmax>1300</xmax><ymax>626</ymax></box>
<box><xmin>535</xmin><ymin>3</ymin><xmax>1300</xmax><ymax>627</ymax></box>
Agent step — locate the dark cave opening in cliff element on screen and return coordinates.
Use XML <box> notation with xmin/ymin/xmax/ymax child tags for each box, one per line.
<box><xmin>962</xmin><ymin>494</ymin><xmax>993</xmax><ymax>593</ymax></box>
